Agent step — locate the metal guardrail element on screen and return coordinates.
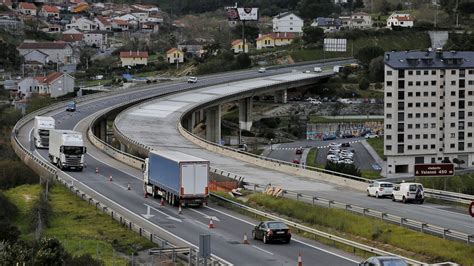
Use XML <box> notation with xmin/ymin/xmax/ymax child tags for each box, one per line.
<box><xmin>243</xmin><ymin>182</ymin><xmax>474</xmax><ymax>245</ymax></box>
<box><xmin>210</xmin><ymin>193</ymin><xmax>426</xmax><ymax>265</ymax></box>
<box><xmin>425</xmin><ymin>188</ymin><xmax>474</xmax><ymax>204</ymax></box>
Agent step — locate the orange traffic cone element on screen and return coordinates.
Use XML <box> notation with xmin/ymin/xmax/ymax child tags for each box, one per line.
<box><xmin>297</xmin><ymin>253</ymin><xmax>302</xmax><ymax>266</ymax></box>
<box><xmin>243</xmin><ymin>233</ymin><xmax>249</xmax><ymax>244</ymax></box>
<box><xmin>160</xmin><ymin>198</ymin><xmax>165</xmax><ymax>206</ymax></box>
<box><xmin>95</xmin><ymin>167</ymin><xmax>99</xmax><ymax>173</ymax></box>
<box><xmin>178</xmin><ymin>205</ymin><xmax>182</xmax><ymax>214</ymax></box>
<box><xmin>109</xmin><ymin>174</ymin><xmax>112</xmax><ymax>182</ymax></box>
<box><xmin>127</xmin><ymin>183</ymin><xmax>131</xmax><ymax>190</ymax></box>
<box><xmin>208</xmin><ymin>217</ymin><xmax>215</xmax><ymax>229</ymax></box>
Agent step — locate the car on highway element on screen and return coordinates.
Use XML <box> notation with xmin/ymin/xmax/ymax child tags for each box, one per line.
<box><xmin>313</xmin><ymin>67</ymin><xmax>322</xmax><ymax>73</ymax></box>
<box><xmin>364</xmin><ymin>133</ymin><xmax>379</xmax><ymax>139</ymax></box>
<box><xmin>392</xmin><ymin>183</ymin><xmax>424</xmax><ymax>204</ymax></box>
<box><xmin>367</xmin><ymin>181</ymin><xmax>394</xmax><ymax>198</ymax></box>
<box><xmin>309</xmin><ymin>99</ymin><xmax>322</xmax><ymax>105</ymax></box>
<box><xmin>295</xmin><ymin>147</ymin><xmax>303</xmax><ymax>154</ymax></box>
<box><xmin>187</xmin><ymin>77</ymin><xmax>198</xmax><ymax>83</ymax></box>
<box><xmin>258</xmin><ymin>67</ymin><xmax>266</xmax><ymax>73</ymax></box>
<box><xmin>252</xmin><ymin>221</ymin><xmax>291</xmax><ymax>244</ymax></box>
<box><xmin>302</xmin><ymin>70</ymin><xmax>311</xmax><ymax>73</ymax></box>
<box><xmin>359</xmin><ymin>256</ymin><xmax>407</xmax><ymax>266</ymax></box>
<box><xmin>66</xmin><ymin>101</ymin><xmax>76</xmax><ymax>112</ymax></box>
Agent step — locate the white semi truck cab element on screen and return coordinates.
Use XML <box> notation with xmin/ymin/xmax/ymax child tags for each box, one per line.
<box><xmin>33</xmin><ymin>116</ymin><xmax>55</xmax><ymax>148</ymax></box>
<box><xmin>48</xmin><ymin>130</ymin><xmax>86</xmax><ymax>171</ymax></box>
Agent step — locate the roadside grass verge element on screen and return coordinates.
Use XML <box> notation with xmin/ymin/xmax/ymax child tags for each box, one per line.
<box><xmin>365</xmin><ymin>137</ymin><xmax>385</xmax><ymax>160</ymax></box>
<box><xmin>211</xmin><ymin>191</ymin><xmax>474</xmax><ymax>265</ymax></box>
<box><xmin>4</xmin><ymin>184</ymin><xmax>41</xmax><ymax>237</ymax></box>
<box><xmin>361</xmin><ymin>170</ymin><xmax>382</xmax><ymax>180</ymax></box>
<box><xmin>306</xmin><ymin>148</ymin><xmax>324</xmax><ymax>169</ymax></box>
<box><xmin>5</xmin><ymin>184</ymin><xmax>156</xmax><ymax>264</ymax></box>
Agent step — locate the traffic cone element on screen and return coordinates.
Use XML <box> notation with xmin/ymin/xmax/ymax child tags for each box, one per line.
<box><xmin>95</xmin><ymin>167</ymin><xmax>99</xmax><ymax>173</ymax></box>
<box><xmin>109</xmin><ymin>174</ymin><xmax>112</xmax><ymax>182</ymax></box>
<box><xmin>208</xmin><ymin>217</ymin><xmax>214</xmax><ymax>229</ymax></box>
<box><xmin>243</xmin><ymin>233</ymin><xmax>249</xmax><ymax>244</ymax></box>
<box><xmin>127</xmin><ymin>183</ymin><xmax>131</xmax><ymax>190</ymax></box>
<box><xmin>178</xmin><ymin>205</ymin><xmax>182</xmax><ymax>214</ymax></box>
<box><xmin>297</xmin><ymin>253</ymin><xmax>302</xmax><ymax>266</ymax></box>
<box><xmin>160</xmin><ymin>198</ymin><xmax>165</xmax><ymax>206</ymax></box>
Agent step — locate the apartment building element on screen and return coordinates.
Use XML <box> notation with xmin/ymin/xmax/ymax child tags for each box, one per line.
<box><xmin>384</xmin><ymin>50</ymin><xmax>474</xmax><ymax>176</ymax></box>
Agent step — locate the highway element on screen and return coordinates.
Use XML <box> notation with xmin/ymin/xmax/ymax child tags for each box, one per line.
<box><xmin>16</xmin><ymin>60</ymin><xmax>364</xmax><ymax>265</ymax></box>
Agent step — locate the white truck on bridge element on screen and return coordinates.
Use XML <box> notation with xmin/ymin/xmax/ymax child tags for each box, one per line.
<box><xmin>48</xmin><ymin>130</ymin><xmax>86</xmax><ymax>171</ymax></box>
<box><xmin>144</xmin><ymin>150</ymin><xmax>209</xmax><ymax>207</ymax></box>
<box><xmin>33</xmin><ymin>116</ymin><xmax>55</xmax><ymax>148</ymax></box>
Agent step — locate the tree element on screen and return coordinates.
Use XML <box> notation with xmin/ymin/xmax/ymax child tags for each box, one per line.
<box><xmin>297</xmin><ymin>0</ymin><xmax>336</xmax><ymax>20</ymax></box>
<box><xmin>236</xmin><ymin>53</ymin><xmax>251</xmax><ymax>69</ymax></box>
<box><xmin>0</xmin><ymin>43</ymin><xmax>21</xmax><ymax>70</ymax></box>
<box><xmin>302</xmin><ymin>26</ymin><xmax>325</xmax><ymax>44</ymax></box>
<box><xmin>355</xmin><ymin>45</ymin><xmax>384</xmax><ymax>67</ymax></box>
<box><xmin>232</xmin><ymin>24</ymin><xmax>260</xmax><ymax>45</ymax></box>
<box><xmin>34</xmin><ymin>238</ymin><xmax>68</xmax><ymax>266</ymax></box>
<box><xmin>359</xmin><ymin>77</ymin><xmax>370</xmax><ymax>90</ymax></box>
<box><xmin>368</xmin><ymin>56</ymin><xmax>384</xmax><ymax>82</ymax></box>
<box><xmin>353</xmin><ymin>0</ymin><xmax>364</xmax><ymax>9</ymax></box>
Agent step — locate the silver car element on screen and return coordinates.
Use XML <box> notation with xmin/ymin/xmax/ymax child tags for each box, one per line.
<box><xmin>359</xmin><ymin>256</ymin><xmax>407</xmax><ymax>266</ymax></box>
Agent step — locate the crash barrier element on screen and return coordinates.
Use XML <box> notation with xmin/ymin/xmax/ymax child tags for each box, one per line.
<box><xmin>210</xmin><ymin>193</ymin><xmax>426</xmax><ymax>265</ymax></box>
<box><xmin>247</xmin><ymin>183</ymin><xmax>474</xmax><ymax>245</ymax></box>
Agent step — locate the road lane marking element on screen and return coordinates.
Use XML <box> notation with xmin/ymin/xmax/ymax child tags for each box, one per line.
<box><xmin>189</xmin><ymin>208</ymin><xmax>221</xmax><ymax>222</ymax></box>
<box><xmin>145</xmin><ymin>204</ymin><xmax>182</xmax><ymax>223</ymax></box>
<box><xmin>251</xmin><ymin>245</ymin><xmax>274</xmax><ymax>256</ymax></box>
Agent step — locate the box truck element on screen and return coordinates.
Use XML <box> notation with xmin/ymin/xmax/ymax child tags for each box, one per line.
<box><xmin>33</xmin><ymin>116</ymin><xmax>55</xmax><ymax>148</ymax></box>
<box><xmin>48</xmin><ymin>130</ymin><xmax>86</xmax><ymax>171</ymax></box>
<box><xmin>144</xmin><ymin>150</ymin><xmax>209</xmax><ymax>207</ymax></box>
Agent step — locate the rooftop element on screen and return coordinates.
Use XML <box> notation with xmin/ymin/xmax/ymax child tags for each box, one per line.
<box><xmin>18</xmin><ymin>41</ymin><xmax>69</xmax><ymax>50</ymax></box>
<box><xmin>385</xmin><ymin>50</ymin><xmax>474</xmax><ymax>69</ymax></box>
<box><xmin>120</xmin><ymin>51</ymin><xmax>148</xmax><ymax>58</ymax></box>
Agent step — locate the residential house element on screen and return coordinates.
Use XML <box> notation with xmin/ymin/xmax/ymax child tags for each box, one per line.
<box><xmin>386</xmin><ymin>12</ymin><xmax>414</xmax><ymax>29</ymax></box>
<box><xmin>66</xmin><ymin>17</ymin><xmax>97</xmax><ymax>31</ymax></box>
<box><xmin>131</xmin><ymin>4</ymin><xmax>160</xmax><ymax>14</ymax></box>
<box><xmin>43</xmin><ymin>24</ymin><xmax>61</xmax><ymax>34</ymax></box>
<box><xmin>18</xmin><ymin>72</ymin><xmax>75</xmax><ymax>98</ymax></box>
<box><xmin>256</xmin><ymin>32</ymin><xmax>296</xmax><ymax>50</ymax></box>
<box><xmin>0</xmin><ymin>0</ymin><xmax>12</xmax><ymax>8</ymax></box>
<box><xmin>111</xmin><ymin>19</ymin><xmax>129</xmax><ymax>31</ymax></box>
<box><xmin>349</xmin><ymin>12</ymin><xmax>372</xmax><ymax>29</ymax></box>
<box><xmin>178</xmin><ymin>40</ymin><xmax>203</xmax><ymax>58</ymax></box>
<box><xmin>166</xmin><ymin>48</ymin><xmax>184</xmax><ymax>64</ymax></box>
<box><xmin>141</xmin><ymin>22</ymin><xmax>159</xmax><ymax>33</ymax></box>
<box><xmin>311</xmin><ymin>17</ymin><xmax>342</xmax><ymax>33</ymax></box>
<box><xmin>18</xmin><ymin>41</ymin><xmax>75</xmax><ymax>65</ymax></box>
<box><xmin>231</xmin><ymin>39</ymin><xmax>248</xmax><ymax>54</ymax></box>
<box><xmin>61</xmin><ymin>28</ymin><xmax>84</xmax><ymax>46</ymax></box>
<box><xmin>39</xmin><ymin>5</ymin><xmax>60</xmax><ymax>19</ymax></box>
<box><xmin>272</xmin><ymin>12</ymin><xmax>303</xmax><ymax>34</ymax></box>
<box><xmin>84</xmin><ymin>31</ymin><xmax>107</xmax><ymax>49</ymax></box>
<box><xmin>94</xmin><ymin>16</ymin><xmax>111</xmax><ymax>31</ymax></box>
<box><xmin>120</xmin><ymin>51</ymin><xmax>148</xmax><ymax>67</ymax></box>
<box><xmin>18</xmin><ymin>2</ymin><xmax>37</xmax><ymax>16</ymax></box>
<box><xmin>23</xmin><ymin>50</ymin><xmax>49</xmax><ymax>71</ymax></box>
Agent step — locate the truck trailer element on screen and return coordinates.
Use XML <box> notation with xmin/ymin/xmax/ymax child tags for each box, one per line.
<box><xmin>33</xmin><ymin>116</ymin><xmax>55</xmax><ymax>148</ymax></box>
<box><xmin>48</xmin><ymin>130</ymin><xmax>86</xmax><ymax>171</ymax></box>
<box><xmin>144</xmin><ymin>150</ymin><xmax>209</xmax><ymax>207</ymax></box>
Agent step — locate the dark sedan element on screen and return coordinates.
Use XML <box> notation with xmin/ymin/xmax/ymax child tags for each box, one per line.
<box><xmin>252</xmin><ymin>221</ymin><xmax>291</xmax><ymax>244</ymax></box>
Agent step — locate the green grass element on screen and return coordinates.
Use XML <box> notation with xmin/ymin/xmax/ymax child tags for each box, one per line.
<box><xmin>244</xmin><ymin>193</ymin><xmax>474</xmax><ymax>265</ymax></box>
<box><xmin>306</xmin><ymin>148</ymin><xmax>324</xmax><ymax>169</ymax></box>
<box><xmin>5</xmin><ymin>184</ymin><xmax>156</xmax><ymax>265</ymax></box>
<box><xmin>417</xmin><ymin>174</ymin><xmax>474</xmax><ymax>195</ymax></box>
<box><xmin>4</xmin><ymin>184</ymin><xmax>42</xmax><ymax>236</ymax></box>
<box><xmin>366</xmin><ymin>137</ymin><xmax>385</xmax><ymax>160</ymax></box>
<box><xmin>361</xmin><ymin>170</ymin><xmax>382</xmax><ymax>180</ymax></box>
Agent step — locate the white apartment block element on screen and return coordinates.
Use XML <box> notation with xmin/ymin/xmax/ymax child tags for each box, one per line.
<box><xmin>272</xmin><ymin>12</ymin><xmax>303</xmax><ymax>34</ymax></box>
<box><xmin>384</xmin><ymin>50</ymin><xmax>474</xmax><ymax>176</ymax></box>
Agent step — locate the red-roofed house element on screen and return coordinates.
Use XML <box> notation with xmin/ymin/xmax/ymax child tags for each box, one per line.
<box><xmin>256</xmin><ymin>32</ymin><xmax>296</xmax><ymax>50</ymax></box>
<box><xmin>18</xmin><ymin>2</ymin><xmax>37</xmax><ymax>16</ymax></box>
<box><xmin>61</xmin><ymin>29</ymin><xmax>84</xmax><ymax>46</ymax></box>
<box><xmin>112</xmin><ymin>19</ymin><xmax>129</xmax><ymax>31</ymax></box>
<box><xmin>386</xmin><ymin>12</ymin><xmax>414</xmax><ymax>29</ymax></box>
<box><xmin>94</xmin><ymin>16</ymin><xmax>112</xmax><ymax>31</ymax></box>
<box><xmin>120</xmin><ymin>51</ymin><xmax>148</xmax><ymax>67</ymax></box>
<box><xmin>166</xmin><ymin>48</ymin><xmax>184</xmax><ymax>64</ymax></box>
<box><xmin>231</xmin><ymin>39</ymin><xmax>249</xmax><ymax>54</ymax></box>
<box><xmin>39</xmin><ymin>5</ymin><xmax>60</xmax><ymax>19</ymax></box>
<box><xmin>18</xmin><ymin>72</ymin><xmax>75</xmax><ymax>98</ymax></box>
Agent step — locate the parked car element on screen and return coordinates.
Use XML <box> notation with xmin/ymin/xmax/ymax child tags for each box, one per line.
<box><xmin>342</xmin><ymin>133</ymin><xmax>355</xmax><ymax>138</ymax></box>
<box><xmin>323</xmin><ymin>134</ymin><xmax>337</xmax><ymax>141</ymax></box>
<box><xmin>310</xmin><ymin>99</ymin><xmax>322</xmax><ymax>105</ymax></box>
<box><xmin>253</xmin><ymin>221</ymin><xmax>291</xmax><ymax>244</ymax></box>
<box><xmin>359</xmin><ymin>256</ymin><xmax>407</xmax><ymax>266</ymax></box>
<box><xmin>392</xmin><ymin>183</ymin><xmax>424</xmax><ymax>204</ymax></box>
<box><xmin>313</xmin><ymin>67</ymin><xmax>322</xmax><ymax>73</ymax></box>
<box><xmin>341</xmin><ymin>158</ymin><xmax>354</xmax><ymax>164</ymax></box>
<box><xmin>258</xmin><ymin>67</ymin><xmax>266</xmax><ymax>73</ymax></box>
<box><xmin>328</xmin><ymin>149</ymin><xmax>340</xmax><ymax>155</ymax></box>
<box><xmin>187</xmin><ymin>77</ymin><xmax>198</xmax><ymax>83</ymax></box>
<box><xmin>367</xmin><ymin>181</ymin><xmax>394</xmax><ymax>198</ymax></box>
<box><xmin>238</xmin><ymin>144</ymin><xmax>248</xmax><ymax>152</ymax></box>
<box><xmin>327</xmin><ymin>154</ymin><xmax>339</xmax><ymax>161</ymax></box>
<box><xmin>329</xmin><ymin>142</ymin><xmax>341</xmax><ymax>148</ymax></box>
<box><xmin>292</xmin><ymin>159</ymin><xmax>300</xmax><ymax>164</ymax></box>
<box><xmin>364</xmin><ymin>133</ymin><xmax>379</xmax><ymax>139</ymax></box>
<box><xmin>341</xmin><ymin>142</ymin><xmax>350</xmax><ymax>147</ymax></box>
<box><xmin>295</xmin><ymin>147</ymin><xmax>303</xmax><ymax>154</ymax></box>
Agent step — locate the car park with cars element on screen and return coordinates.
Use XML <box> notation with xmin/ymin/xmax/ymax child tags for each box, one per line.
<box><xmin>392</xmin><ymin>182</ymin><xmax>424</xmax><ymax>204</ymax></box>
<box><xmin>367</xmin><ymin>181</ymin><xmax>394</xmax><ymax>198</ymax></box>
<box><xmin>252</xmin><ymin>221</ymin><xmax>291</xmax><ymax>244</ymax></box>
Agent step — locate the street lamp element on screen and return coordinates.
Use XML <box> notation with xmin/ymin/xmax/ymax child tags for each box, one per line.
<box><xmin>270</xmin><ymin>138</ymin><xmax>274</xmax><ymax>151</ymax></box>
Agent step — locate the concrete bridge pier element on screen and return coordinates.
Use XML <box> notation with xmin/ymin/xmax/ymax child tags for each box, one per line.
<box><xmin>205</xmin><ymin>105</ymin><xmax>221</xmax><ymax>144</ymax></box>
<box><xmin>94</xmin><ymin>119</ymin><xmax>107</xmax><ymax>141</ymax></box>
<box><xmin>274</xmin><ymin>89</ymin><xmax>287</xmax><ymax>104</ymax></box>
<box><xmin>239</xmin><ymin>97</ymin><xmax>253</xmax><ymax>131</ymax></box>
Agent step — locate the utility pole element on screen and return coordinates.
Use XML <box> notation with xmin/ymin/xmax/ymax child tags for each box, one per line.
<box><xmin>242</xmin><ymin>20</ymin><xmax>246</xmax><ymax>54</ymax></box>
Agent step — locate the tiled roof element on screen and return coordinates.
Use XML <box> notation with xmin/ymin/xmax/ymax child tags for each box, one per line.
<box><xmin>34</xmin><ymin>72</ymin><xmax>70</xmax><ymax>84</ymax></box>
<box><xmin>166</xmin><ymin>48</ymin><xmax>181</xmax><ymax>54</ymax></box>
<box><xmin>96</xmin><ymin>15</ymin><xmax>111</xmax><ymax>26</ymax></box>
<box><xmin>256</xmin><ymin>32</ymin><xmax>297</xmax><ymax>41</ymax></box>
<box><xmin>231</xmin><ymin>39</ymin><xmax>243</xmax><ymax>46</ymax></box>
<box><xmin>19</xmin><ymin>2</ymin><xmax>36</xmax><ymax>10</ymax></box>
<box><xmin>42</xmin><ymin>5</ymin><xmax>59</xmax><ymax>13</ymax></box>
<box><xmin>385</xmin><ymin>51</ymin><xmax>474</xmax><ymax>69</ymax></box>
<box><xmin>113</xmin><ymin>19</ymin><xmax>128</xmax><ymax>26</ymax></box>
<box><xmin>120</xmin><ymin>51</ymin><xmax>149</xmax><ymax>58</ymax></box>
<box><xmin>62</xmin><ymin>33</ymin><xmax>84</xmax><ymax>42</ymax></box>
<box><xmin>18</xmin><ymin>42</ymin><xmax>68</xmax><ymax>50</ymax></box>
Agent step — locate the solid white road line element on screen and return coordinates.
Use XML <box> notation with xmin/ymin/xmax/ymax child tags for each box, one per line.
<box><xmin>189</xmin><ymin>208</ymin><xmax>221</xmax><ymax>222</ymax></box>
<box><xmin>145</xmin><ymin>204</ymin><xmax>182</xmax><ymax>223</ymax></box>
<box><xmin>251</xmin><ymin>245</ymin><xmax>274</xmax><ymax>256</ymax></box>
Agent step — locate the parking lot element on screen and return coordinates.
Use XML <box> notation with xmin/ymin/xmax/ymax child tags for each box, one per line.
<box><xmin>314</xmin><ymin>141</ymin><xmax>376</xmax><ymax>171</ymax></box>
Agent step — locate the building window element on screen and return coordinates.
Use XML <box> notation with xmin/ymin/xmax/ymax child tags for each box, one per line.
<box><xmin>423</xmin><ymin>123</ymin><xmax>428</xmax><ymax>128</ymax></box>
<box><xmin>408</xmin><ymin>103</ymin><xmax>413</xmax><ymax>107</ymax></box>
<box><xmin>431</xmin><ymin>134</ymin><xmax>436</xmax><ymax>139</ymax></box>
<box><xmin>431</xmin><ymin>113</ymin><xmax>436</xmax><ymax>118</ymax></box>
<box><xmin>386</xmin><ymin>145</ymin><xmax>392</xmax><ymax>150</ymax></box>
<box><xmin>450</xmin><ymin>143</ymin><xmax>455</xmax><ymax>148</ymax></box>
<box><xmin>451</xmin><ymin>112</ymin><xmax>455</xmax><ymax>117</ymax></box>
<box><xmin>387</xmin><ymin>135</ymin><xmax>392</xmax><ymax>140</ymax></box>
<box><xmin>415</xmin><ymin>145</ymin><xmax>420</xmax><ymax>150</ymax></box>
<box><xmin>431</xmin><ymin>102</ymin><xmax>436</xmax><ymax>107</ymax></box>
<box><xmin>408</xmin><ymin>70</ymin><xmax>413</xmax><ymax>75</ymax></box>
<box><xmin>451</xmin><ymin>102</ymin><xmax>456</xmax><ymax>107</ymax></box>
<box><xmin>408</xmin><ymin>135</ymin><xmax>412</xmax><ymax>139</ymax></box>
<box><xmin>408</xmin><ymin>145</ymin><xmax>412</xmax><ymax>150</ymax></box>
<box><xmin>386</xmin><ymin>114</ymin><xmax>392</xmax><ymax>118</ymax></box>
<box><xmin>423</xmin><ymin>145</ymin><xmax>428</xmax><ymax>149</ymax></box>
<box><xmin>432</xmin><ymin>70</ymin><xmax>436</xmax><ymax>75</ymax></box>
<box><xmin>416</xmin><ymin>81</ymin><xmax>421</xmax><ymax>86</ymax></box>
<box><xmin>386</xmin><ymin>103</ymin><xmax>392</xmax><ymax>108</ymax></box>
<box><xmin>469</xmin><ymin>143</ymin><xmax>473</xmax><ymax>148</ymax></box>
<box><xmin>408</xmin><ymin>81</ymin><xmax>413</xmax><ymax>86</ymax></box>
<box><xmin>386</xmin><ymin>124</ymin><xmax>392</xmax><ymax>129</ymax></box>
<box><xmin>451</xmin><ymin>91</ymin><xmax>456</xmax><ymax>96</ymax></box>
<box><xmin>416</xmin><ymin>70</ymin><xmax>421</xmax><ymax>75</ymax></box>
<box><xmin>451</xmin><ymin>133</ymin><xmax>456</xmax><ymax>138</ymax></box>
<box><xmin>431</xmin><ymin>81</ymin><xmax>436</xmax><ymax>86</ymax></box>
<box><xmin>416</xmin><ymin>134</ymin><xmax>420</xmax><ymax>139</ymax></box>
<box><xmin>431</xmin><ymin>123</ymin><xmax>436</xmax><ymax>128</ymax></box>
<box><xmin>407</xmin><ymin>124</ymin><xmax>412</xmax><ymax>129</ymax></box>
<box><xmin>451</xmin><ymin>81</ymin><xmax>456</xmax><ymax>85</ymax></box>
<box><xmin>451</xmin><ymin>122</ymin><xmax>456</xmax><ymax>127</ymax></box>
<box><xmin>387</xmin><ymin>92</ymin><xmax>392</xmax><ymax>97</ymax></box>
<box><xmin>451</xmin><ymin>70</ymin><xmax>456</xmax><ymax>75</ymax></box>
<box><xmin>416</xmin><ymin>92</ymin><xmax>420</xmax><ymax>97</ymax></box>
<box><xmin>408</xmin><ymin>113</ymin><xmax>413</xmax><ymax>118</ymax></box>
<box><xmin>386</xmin><ymin>81</ymin><xmax>392</xmax><ymax>86</ymax></box>
<box><xmin>416</xmin><ymin>103</ymin><xmax>421</xmax><ymax>107</ymax></box>
<box><xmin>386</xmin><ymin>71</ymin><xmax>392</xmax><ymax>76</ymax></box>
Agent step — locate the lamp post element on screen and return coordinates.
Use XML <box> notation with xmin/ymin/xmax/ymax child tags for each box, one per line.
<box><xmin>270</xmin><ymin>138</ymin><xmax>274</xmax><ymax>151</ymax></box>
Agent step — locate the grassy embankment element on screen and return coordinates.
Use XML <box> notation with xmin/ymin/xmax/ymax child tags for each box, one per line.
<box><xmin>5</xmin><ymin>184</ymin><xmax>156</xmax><ymax>265</ymax></box>
<box><xmin>212</xmin><ymin>192</ymin><xmax>474</xmax><ymax>265</ymax></box>
<box><xmin>365</xmin><ymin>137</ymin><xmax>385</xmax><ymax>161</ymax></box>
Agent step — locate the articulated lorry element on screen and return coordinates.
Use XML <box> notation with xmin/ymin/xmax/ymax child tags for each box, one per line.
<box><xmin>33</xmin><ymin>116</ymin><xmax>55</xmax><ymax>148</ymax></box>
<box><xmin>48</xmin><ymin>130</ymin><xmax>86</xmax><ymax>171</ymax></box>
<box><xmin>144</xmin><ymin>150</ymin><xmax>209</xmax><ymax>206</ymax></box>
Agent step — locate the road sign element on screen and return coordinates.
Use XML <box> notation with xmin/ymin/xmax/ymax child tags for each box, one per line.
<box><xmin>469</xmin><ymin>201</ymin><xmax>474</xmax><ymax>218</ymax></box>
<box><xmin>199</xmin><ymin>235</ymin><xmax>211</xmax><ymax>259</ymax></box>
<box><xmin>414</xmin><ymin>164</ymin><xmax>454</xmax><ymax>176</ymax></box>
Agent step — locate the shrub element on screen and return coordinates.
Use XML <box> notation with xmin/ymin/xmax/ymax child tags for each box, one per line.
<box><xmin>358</xmin><ymin>77</ymin><xmax>370</xmax><ymax>90</ymax></box>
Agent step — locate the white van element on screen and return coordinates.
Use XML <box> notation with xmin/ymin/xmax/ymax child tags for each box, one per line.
<box><xmin>392</xmin><ymin>183</ymin><xmax>424</xmax><ymax>204</ymax></box>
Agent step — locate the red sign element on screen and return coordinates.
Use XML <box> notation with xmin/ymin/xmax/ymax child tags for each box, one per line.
<box><xmin>469</xmin><ymin>202</ymin><xmax>474</xmax><ymax>218</ymax></box>
<box><xmin>414</xmin><ymin>164</ymin><xmax>454</xmax><ymax>177</ymax></box>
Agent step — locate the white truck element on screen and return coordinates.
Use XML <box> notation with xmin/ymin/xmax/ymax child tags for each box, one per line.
<box><xmin>144</xmin><ymin>150</ymin><xmax>209</xmax><ymax>207</ymax></box>
<box><xmin>48</xmin><ymin>130</ymin><xmax>86</xmax><ymax>171</ymax></box>
<box><xmin>33</xmin><ymin>116</ymin><xmax>55</xmax><ymax>148</ymax></box>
